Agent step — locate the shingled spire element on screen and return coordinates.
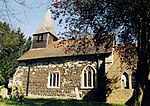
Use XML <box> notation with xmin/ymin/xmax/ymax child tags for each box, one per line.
<box><xmin>31</xmin><ymin>9</ymin><xmax>58</xmax><ymax>49</ymax></box>
<box><xmin>33</xmin><ymin>9</ymin><xmax>56</xmax><ymax>36</ymax></box>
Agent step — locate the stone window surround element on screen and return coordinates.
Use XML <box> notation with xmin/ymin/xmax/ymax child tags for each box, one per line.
<box><xmin>47</xmin><ymin>71</ymin><xmax>60</xmax><ymax>88</ymax></box>
<box><xmin>121</xmin><ymin>72</ymin><xmax>129</xmax><ymax>89</ymax></box>
<box><xmin>81</xmin><ymin>65</ymin><xmax>96</xmax><ymax>89</ymax></box>
<box><xmin>121</xmin><ymin>72</ymin><xmax>137</xmax><ymax>90</ymax></box>
<box><xmin>121</xmin><ymin>72</ymin><xmax>136</xmax><ymax>90</ymax></box>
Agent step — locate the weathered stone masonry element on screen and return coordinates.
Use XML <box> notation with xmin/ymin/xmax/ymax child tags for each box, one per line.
<box><xmin>21</xmin><ymin>55</ymin><xmax>102</xmax><ymax>99</ymax></box>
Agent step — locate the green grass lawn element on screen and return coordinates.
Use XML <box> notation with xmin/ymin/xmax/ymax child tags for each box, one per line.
<box><xmin>0</xmin><ymin>97</ymin><xmax>126</xmax><ymax>106</ymax></box>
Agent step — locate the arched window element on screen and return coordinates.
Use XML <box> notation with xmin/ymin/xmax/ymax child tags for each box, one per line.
<box><xmin>81</xmin><ymin>65</ymin><xmax>96</xmax><ymax>88</ymax></box>
<box><xmin>131</xmin><ymin>72</ymin><xmax>136</xmax><ymax>89</ymax></box>
<box><xmin>121</xmin><ymin>72</ymin><xmax>129</xmax><ymax>89</ymax></box>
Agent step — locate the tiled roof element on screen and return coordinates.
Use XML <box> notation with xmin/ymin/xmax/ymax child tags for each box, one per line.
<box><xmin>18</xmin><ymin>36</ymin><xmax>113</xmax><ymax>61</ymax></box>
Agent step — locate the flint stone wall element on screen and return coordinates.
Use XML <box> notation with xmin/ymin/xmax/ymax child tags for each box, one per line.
<box><xmin>21</xmin><ymin>56</ymin><xmax>99</xmax><ymax>99</ymax></box>
<box><xmin>16</xmin><ymin>53</ymin><xmax>136</xmax><ymax>103</ymax></box>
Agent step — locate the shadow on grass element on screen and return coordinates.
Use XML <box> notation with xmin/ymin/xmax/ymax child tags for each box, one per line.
<box><xmin>0</xmin><ymin>98</ymin><xmax>126</xmax><ymax>106</ymax></box>
<box><xmin>23</xmin><ymin>98</ymin><xmax>108</xmax><ymax>106</ymax></box>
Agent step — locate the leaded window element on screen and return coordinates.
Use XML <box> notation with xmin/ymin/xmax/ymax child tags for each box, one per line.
<box><xmin>82</xmin><ymin>66</ymin><xmax>96</xmax><ymax>88</ymax></box>
<box><xmin>48</xmin><ymin>72</ymin><xmax>60</xmax><ymax>88</ymax></box>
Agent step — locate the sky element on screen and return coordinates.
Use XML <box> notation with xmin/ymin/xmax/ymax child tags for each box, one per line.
<box><xmin>0</xmin><ymin>0</ymin><xmax>64</xmax><ymax>38</ymax></box>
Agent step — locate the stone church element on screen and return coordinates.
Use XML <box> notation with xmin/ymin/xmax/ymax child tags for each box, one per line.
<box><xmin>14</xmin><ymin>9</ymin><xmax>142</xmax><ymax>103</ymax></box>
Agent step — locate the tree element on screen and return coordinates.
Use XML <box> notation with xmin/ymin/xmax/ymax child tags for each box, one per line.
<box><xmin>50</xmin><ymin>0</ymin><xmax>150</xmax><ymax>105</ymax></box>
<box><xmin>0</xmin><ymin>0</ymin><xmax>28</xmax><ymax>22</ymax></box>
<box><xmin>0</xmin><ymin>21</ymin><xmax>31</xmax><ymax>86</ymax></box>
<box><xmin>0</xmin><ymin>0</ymin><xmax>51</xmax><ymax>23</ymax></box>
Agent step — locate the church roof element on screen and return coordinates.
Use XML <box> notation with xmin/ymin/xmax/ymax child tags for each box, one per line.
<box><xmin>18</xmin><ymin>36</ymin><xmax>113</xmax><ymax>61</ymax></box>
<box><xmin>33</xmin><ymin>9</ymin><xmax>56</xmax><ymax>36</ymax></box>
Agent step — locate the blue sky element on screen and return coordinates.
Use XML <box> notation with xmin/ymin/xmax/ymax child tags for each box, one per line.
<box><xmin>0</xmin><ymin>0</ymin><xmax>64</xmax><ymax>38</ymax></box>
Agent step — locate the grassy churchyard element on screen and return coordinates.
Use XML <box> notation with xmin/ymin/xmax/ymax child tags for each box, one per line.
<box><xmin>0</xmin><ymin>85</ymin><xmax>126</xmax><ymax>106</ymax></box>
<box><xmin>0</xmin><ymin>97</ymin><xmax>126</xmax><ymax>106</ymax></box>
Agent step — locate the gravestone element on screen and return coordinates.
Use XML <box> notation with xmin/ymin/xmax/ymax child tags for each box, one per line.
<box><xmin>1</xmin><ymin>87</ymin><xmax>8</xmax><ymax>99</ymax></box>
